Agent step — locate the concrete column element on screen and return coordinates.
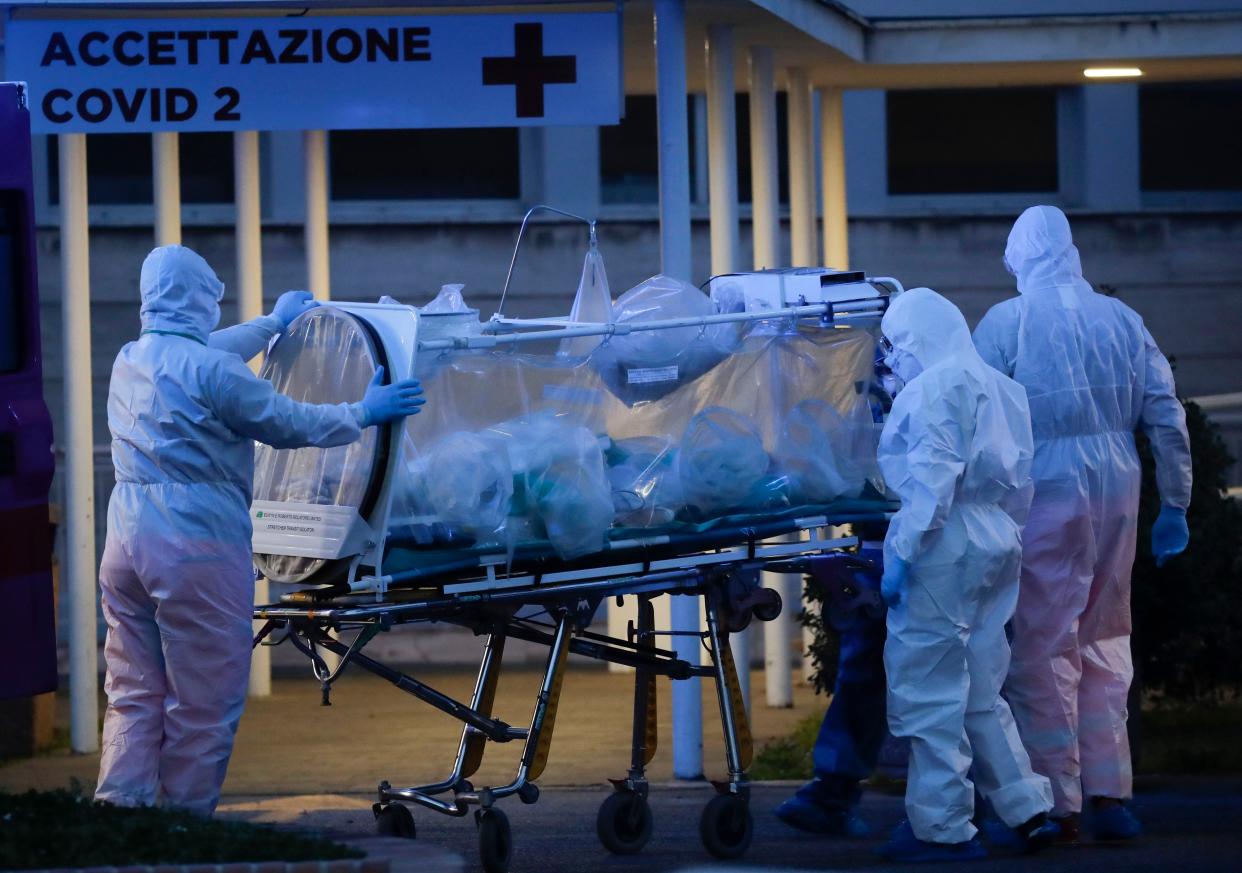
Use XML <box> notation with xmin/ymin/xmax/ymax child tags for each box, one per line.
<box><xmin>234</xmin><ymin>130</ymin><xmax>271</xmax><ymax>697</ymax></box>
<box><xmin>1079</xmin><ymin>84</ymin><xmax>1142</xmax><ymax>212</ymax></box>
<box><xmin>747</xmin><ymin>46</ymin><xmax>780</xmax><ymax>270</ymax></box>
<box><xmin>705</xmin><ymin>25</ymin><xmax>739</xmax><ymax>280</ymax></box>
<box><xmin>522</xmin><ymin>126</ymin><xmax>602</xmax><ymax>216</ymax></box>
<box><xmin>707</xmin><ymin>24</ymin><xmax>748</xmax><ymax>710</ymax></box>
<box><xmin>841</xmin><ymin>90</ymin><xmax>886</xmax><ymax>217</ymax></box>
<box><xmin>818</xmin><ymin>88</ymin><xmax>849</xmax><ymax>271</ymax></box>
<box><xmin>152</xmin><ymin>132</ymin><xmax>182</xmax><ymax>246</ymax></box>
<box><xmin>303</xmin><ymin>130</ymin><xmax>330</xmax><ymax>300</ymax></box>
<box><xmin>654</xmin><ymin>0</ymin><xmax>693</xmax><ymax>285</ymax></box>
<box><xmin>654</xmin><ymin>0</ymin><xmax>701</xmax><ymax>780</ymax></box>
<box><xmin>785</xmin><ymin>68</ymin><xmax>817</xmax><ymax>266</ymax></box>
<box><xmin>59</xmin><ymin>133</ymin><xmax>98</xmax><ymax>754</ymax></box>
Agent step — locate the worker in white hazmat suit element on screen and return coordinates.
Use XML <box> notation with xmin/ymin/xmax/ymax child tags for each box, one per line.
<box><xmin>95</xmin><ymin>246</ymin><xmax>425</xmax><ymax>816</ymax></box>
<box><xmin>973</xmin><ymin>206</ymin><xmax>1192</xmax><ymax>842</ymax></box>
<box><xmin>876</xmin><ymin>288</ymin><xmax>1058</xmax><ymax>862</ymax></box>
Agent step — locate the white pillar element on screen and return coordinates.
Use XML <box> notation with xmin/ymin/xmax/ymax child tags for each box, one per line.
<box><xmin>655</xmin><ymin>0</ymin><xmax>693</xmax><ymax>285</ymax></box>
<box><xmin>764</xmin><ymin>559</ymin><xmax>795</xmax><ymax>708</ymax></box>
<box><xmin>733</xmin><ymin>626</ymin><xmax>752</xmax><ymax>715</ymax></box>
<box><xmin>234</xmin><ymin>130</ymin><xmax>271</xmax><ymax>697</ymax></box>
<box><xmin>705</xmin><ymin>24</ymin><xmax>739</xmax><ymax>279</ymax></box>
<box><xmin>706</xmin><ymin>23</ymin><xmax>749</xmax><ymax>714</ymax></box>
<box><xmin>303</xmin><ymin>129</ymin><xmax>330</xmax><ymax>300</ymax></box>
<box><xmin>60</xmin><ymin>133</ymin><xmax>99</xmax><ymax>754</ymax></box>
<box><xmin>152</xmin><ymin>132</ymin><xmax>181</xmax><ymax>246</ymax></box>
<box><xmin>785</xmin><ymin>68</ymin><xmax>817</xmax><ymax>267</ymax></box>
<box><xmin>655</xmin><ymin>0</ymin><xmax>701</xmax><ymax>780</ymax></box>
<box><xmin>748</xmin><ymin>46</ymin><xmax>780</xmax><ymax>271</ymax></box>
<box><xmin>818</xmin><ymin>88</ymin><xmax>849</xmax><ymax>271</ymax></box>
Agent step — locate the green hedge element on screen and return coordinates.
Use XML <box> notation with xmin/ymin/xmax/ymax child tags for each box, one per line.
<box><xmin>0</xmin><ymin>789</ymin><xmax>363</xmax><ymax>870</ymax></box>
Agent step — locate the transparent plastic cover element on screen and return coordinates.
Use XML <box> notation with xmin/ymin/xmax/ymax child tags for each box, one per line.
<box><xmin>252</xmin><ymin>308</ymin><xmax>381</xmax><ymax>582</ymax></box>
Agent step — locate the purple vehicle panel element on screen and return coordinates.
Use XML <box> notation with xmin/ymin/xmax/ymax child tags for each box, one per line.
<box><xmin>0</xmin><ymin>81</ymin><xmax>58</xmax><ymax>699</ymax></box>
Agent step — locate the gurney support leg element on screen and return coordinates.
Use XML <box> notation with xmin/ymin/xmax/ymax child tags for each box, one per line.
<box><xmin>597</xmin><ymin>595</ymin><xmax>657</xmax><ymax>855</ymax></box>
<box><xmin>700</xmin><ymin>595</ymin><xmax>754</xmax><ymax>859</ymax></box>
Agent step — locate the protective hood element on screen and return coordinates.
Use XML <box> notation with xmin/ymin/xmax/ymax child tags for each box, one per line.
<box><xmin>881</xmin><ymin>287</ymin><xmax>975</xmax><ymax>374</ymax></box>
<box><xmin>1004</xmin><ymin>205</ymin><xmax>1084</xmax><ymax>294</ymax></box>
<box><xmin>139</xmin><ymin>245</ymin><xmax>225</xmax><ymax>342</ymax></box>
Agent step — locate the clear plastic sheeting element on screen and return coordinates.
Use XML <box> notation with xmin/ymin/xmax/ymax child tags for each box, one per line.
<box><xmin>677</xmin><ymin>407</ymin><xmax>773</xmax><ymax>517</ymax></box>
<box><xmin>591</xmin><ymin>275</ymin><xmax>740</xmax><ymax>405</ymax></box>
<box><xmin>395</xmin><ymin>320</ymin><xmax>882</xmax><ymax>559</ymax></box>
<box><xmin>252</xmin><ymin>301</ymin><xmax>885</xmax><ymax>576</ymax></box>
<box><xmin>559</xmin><ymin>248</ymin><xmax>612</xmax><ymax>359</ymax></box>
<box><xmin>251</xmin><ymin>307</ymin><xmax>381</xmax><ymax>582</ymax></box>
<box><xmin>421</xmin><ymin>283</ymin><xmax>470</xmax><ymax>314</ymax></box>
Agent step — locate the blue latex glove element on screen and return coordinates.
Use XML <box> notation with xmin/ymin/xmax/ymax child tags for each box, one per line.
<box><xmin>272</xmin><ymin>290</ymin><xmax>319</xmax><ymax>328</ymax></box>
<box><xmin>881</xmin><ymin>558</ymin><xmax>911</xmax><ymax>609</ymax></box>
<box><xmin>1152</xmin><ymin>504</ymin><xmax>1189</xmax><ymax>567</ymax></box>
<box><xmin>358</xmin><ymin>366</ymin><xmax>425</xmax><ymax>426</ymax></box>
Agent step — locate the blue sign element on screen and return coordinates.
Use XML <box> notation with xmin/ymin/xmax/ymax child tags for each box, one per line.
<box><xmin>5</xmin><ymin>11</ymin><xmax>621</xmax><ymax>133</ymax></box>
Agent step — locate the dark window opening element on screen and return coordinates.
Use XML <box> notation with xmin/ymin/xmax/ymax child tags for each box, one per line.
<box><xmin>48</xmin><ymin>133</ymin><xmax>234</xmax><ymax>205</ymax></box>
<box><xmin>886</xmin><ymin>88</ymin><xmax>1059</xmax><ymax>195</ymax></box>
<box><xmin>601</xmin><ymin>95</ymin><xmax>664</xmax><ymax>204</ymax></box>
<box><xmin>1140</xmin><ymin>81</ymin><xmax>1242</xmax><ymax>191</ymax></box>
<box><xmin>329</xmin><ymin>129</ymin><xmax>520</xmax><ymax>200</ymax></box>
<box><xmin>602</xmin><ymin>93</ymin><xmax>790</xmax><ymax>205</ymax></box>
<box><xmin>735</xmin><ymin>92</ymin><xmax>790</xmax><ymax>205</ymax></box>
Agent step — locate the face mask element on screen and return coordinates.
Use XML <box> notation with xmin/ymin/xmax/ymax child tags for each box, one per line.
<box><xmin>881</xmin><ymin>372</ymin><xmax>903</xmax><ymax>398</ymax></box>
<box><xmin>885</xmin><ymin>347</ymin><xmax>923</xmax><ymax>386</ymax></box>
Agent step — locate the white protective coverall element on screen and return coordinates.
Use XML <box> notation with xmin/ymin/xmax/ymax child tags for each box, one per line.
<box><xmin>96</xmin><ymin>246</ymin><xmax>365</xmax><ymax>816</ymax></box>
<box><xmin>973</xmin><ymin>206</ymin><xmax>1192</xmax><ymax>815</ymax></box>
<box><xmin>879</xmin><ymin>288</ymin><xmax>1053</xmax><ymax>844</ymax></box>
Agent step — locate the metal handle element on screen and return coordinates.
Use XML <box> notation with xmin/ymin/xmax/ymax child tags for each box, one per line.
<box><xmin>496</xmin><ymin>204</ymin><xmax>597</xmax><ymax>318</ymax></box>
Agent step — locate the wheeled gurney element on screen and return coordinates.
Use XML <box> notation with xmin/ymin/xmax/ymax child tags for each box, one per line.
<box><xmin>250</xmin><ymin>212</ymin><xmax>900</xmax><ymax>872</ymax></box>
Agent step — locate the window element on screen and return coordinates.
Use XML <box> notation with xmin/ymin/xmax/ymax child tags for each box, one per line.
<box><xmin>885</xmin><ymin>88</ymin><xmax>1059</xmax><ymax>195</ymax></box>
<box><xmin>734</xmin><ymin>92</ymin><xmax>790</xmax><ymax>205</ymax></box>
<box><xmin>601</xmin><ymin>94</ymin><xmax>788</xmax><ymax>206</ymax></box>
<box><xmin>329</xmin><ymin>129</ymin><xmax>520</xmax><ymax>200</ymax></box>
<box><xmin>1140</xmin><ymin>81</ymin><xmax>1242</xmax><ymax>191</ymax></box>
<box><xmin>601</xmin><ymin>95</ymin><xmax>661</xmax><ymax>204</ymax></box>
<box><xmin>48</xmin><ymin>133</ymin><xmax>234</xmax><ymax>205</ymax></box>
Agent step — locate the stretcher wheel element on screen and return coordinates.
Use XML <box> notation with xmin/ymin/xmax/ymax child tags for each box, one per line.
<box><xmin>699</xmin><ymin>794</ymin><xmax>752</xmax><ymax>859</ymax></box>
<box><xmin>752</xmin><ymin>589</ymin><xmax>782</xmax><ymax>623</ymax></box>
<box><xmin>374</xmin><ymin>802</ymin><xmax>416</xmax><ymax>839</ymax></box>
<box><xmin>476</xmin><ymin>808</ymin><xmax>512</xmax><ymax>873</ymax></box>
<box><xmin>596</xmin><ymin>790</ymin><xmax>653</xmax><ymax>854</ymax></box>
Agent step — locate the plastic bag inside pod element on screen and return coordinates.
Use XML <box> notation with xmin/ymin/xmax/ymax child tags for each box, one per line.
<box><xmin>398</xmin><ymin>320</ymin><xmax>883</xmax><ymax>548</ymax></box>
<box><xmin>251</xmin><ymin>307</ymin><xmax>386</xmax><ymax>583</ymax></box>
<box><xmin>252</xmin><ymin>304</ymin><xmax>884</xmax><ymax>583</ymax></box>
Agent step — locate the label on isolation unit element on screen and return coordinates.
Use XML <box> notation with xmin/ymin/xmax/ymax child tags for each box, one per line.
<box><xmin>251</xmin><ymin>501</ymin><xmax>366</xmax><ymax>559</ymax></box>
<box><xmin>626</xmin><ymin>365</ymin><xmax>678</xmax><ymax>385</ymax></box>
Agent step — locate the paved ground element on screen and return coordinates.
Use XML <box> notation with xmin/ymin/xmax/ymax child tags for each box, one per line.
<box><xmin>0</xmin><ymin>667</ymin><xmax>824</xmax><ymax>794</ymax></box>
<box><xmin>216</xmin><ymin>779</ymin><xmax>1242</xmax><ymax>873</ymax></box>
<box><xmin>6</xmin><ymin>667</ymin><xmax>1242</xmax><ymax>872</ymax></box>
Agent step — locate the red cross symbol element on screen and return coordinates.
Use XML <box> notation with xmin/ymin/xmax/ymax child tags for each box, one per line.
<box><xmin>482</xmin><ymin>23</ymin><xmax>577</xmax><ymax>119</ymax></box>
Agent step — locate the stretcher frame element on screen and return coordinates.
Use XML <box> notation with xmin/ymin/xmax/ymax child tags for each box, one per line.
<box><xmin>253</xmin><ymin>511</ymin><xmax>893</xmax><ymax>873</ymax></box>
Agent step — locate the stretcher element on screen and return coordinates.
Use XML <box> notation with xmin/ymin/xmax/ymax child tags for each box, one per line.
<box><xmin>251</xmin><ymin>209</ymin><xmax>901</xmax><ymax>872</ymax></box>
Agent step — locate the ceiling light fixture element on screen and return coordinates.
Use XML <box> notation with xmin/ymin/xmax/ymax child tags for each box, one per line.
<box><xmin>1083</xmin><ymin>67</ymin><xmax>1144</xmax><ymax>79</ymax></box>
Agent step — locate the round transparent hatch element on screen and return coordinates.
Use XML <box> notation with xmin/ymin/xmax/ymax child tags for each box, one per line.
<box><xmin>252</xmin><ymin>307</ymin><xmax>389</xmax><ymax>584</ymax></box>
